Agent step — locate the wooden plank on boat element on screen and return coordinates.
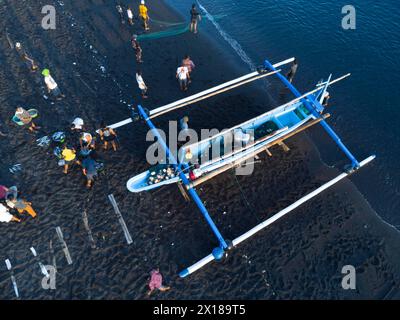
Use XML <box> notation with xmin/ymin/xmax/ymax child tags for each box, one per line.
<box><xmin>265</xmin><ymin>148</ymin><xmax>272</xmax><ymax>157</ymax></box>
<box><xmin>178</xmin><ymin>182</ymin><xmax>190</xmax><ymax>202</ymax></box>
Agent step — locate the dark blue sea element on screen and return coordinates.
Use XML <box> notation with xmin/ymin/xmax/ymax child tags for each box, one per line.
<box><xmin>167</xmin><ymin>0</ymin><xmax>400</xmax><ymax>227</ymax></box>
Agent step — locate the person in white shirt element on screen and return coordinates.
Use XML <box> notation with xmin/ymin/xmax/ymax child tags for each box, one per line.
<box><xmin>176</xmin><ymin>66</ymin><xmax>190</xmax><ymax>91</ymax></box>
<box><xmin>42</xmin><ymin>69</ymin><xmax>64</xmax><ymax>100</ymax></box>
<box><xmin>127</xmin><ymin>7</ymin><xmax>134</xmax><ymax>25</ymax></box>
<box><xmin>71</xmin><ymin>117</ymin><xmax>84</xmax><ymax>131</ymax></box>
<box><xmin>0</xmin><ymin>203</ymin><xmax>20</xmax><ymax>223</ymax></box>
<box><xmin>136</xmin><ymin>70</ymin><xmax>148</xmax><ymax>98</ymax></box>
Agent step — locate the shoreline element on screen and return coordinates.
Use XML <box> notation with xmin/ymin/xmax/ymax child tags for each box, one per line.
<box><xmin>0</xmin><ymin>0</ymin><xmax>399</xmax><ymax>299</ymax></box>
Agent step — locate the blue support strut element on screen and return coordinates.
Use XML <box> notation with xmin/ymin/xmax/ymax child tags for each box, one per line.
<box><xmin>264</xmin><ymin>59</ymin><xmax>360</xmax><ymax>168</ymax></box>
<box><xmin>137</xmin><ymin>105</ymin><xmax>228</xmax><ymax>250</ymax></box>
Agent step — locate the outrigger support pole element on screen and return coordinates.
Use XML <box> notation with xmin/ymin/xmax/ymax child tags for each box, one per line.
<box><xmin>137</xmin><ymin>105</ymin><xmax>229</xmax><ymax>252</ymax></box>
<box><xmin>179</xmin><ymin>155</ymin><xmax>376</xmax><ymax>278</ymax></box>
<box><xmin>263</xmin><ymin>59</ymin><xmax>360</xmax><ymax>169</ymax></box>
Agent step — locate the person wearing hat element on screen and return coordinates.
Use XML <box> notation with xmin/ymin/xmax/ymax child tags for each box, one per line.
<box><xmin>15</xmin><ymin>42</ymin><xmax>38</xmax><ymax>71</ymax></box>
<box><xmin>71</xmin><ymin>117</ymin><xmax>84</xmax><ymax>131</ymax></box>
<box><xmin>322</xmin><ymin>91</ymin><xmax>330</xmax><ymax>108</ymax></box>
<box><xmin>42</xmin><ymin>69</ymin><xmax>64</xmax><ymax>100</ymax></box>
<box><xmin>14</xmin><ymin>107</ymin><xmax>40</xmax><ymax>132</ymax></box>
<box><xmin>131</xmin><ymin>34</ymin><xmax>143</xmax><ymax>63</ymax></box>
<box><xmin>139</xmin><ymin>0</ymin><xmax>150</xmax><ymax>31</ymax></box>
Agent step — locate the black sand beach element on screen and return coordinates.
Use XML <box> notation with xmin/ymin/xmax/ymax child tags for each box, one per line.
<box><xmin>0</xmin><ymin>0</ymin><xmax>400</xmax><ymax>299</ymax></box>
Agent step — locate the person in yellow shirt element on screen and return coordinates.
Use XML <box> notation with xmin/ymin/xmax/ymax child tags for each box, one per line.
<box><xmin>139</xmin><ymin>0</ymin><xmax>150</xmax><ymax>31</ymax></box>
<box><xmin>61</xmin><ymin>145</ymin><xmax>76</xmax><ymax>174</ymax></box>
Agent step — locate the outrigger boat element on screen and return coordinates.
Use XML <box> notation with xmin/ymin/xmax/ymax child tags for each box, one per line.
<box><xmin>106</xmin><ymin>57</ymin><xmax>376</xmax><ymax>278</ymax></box>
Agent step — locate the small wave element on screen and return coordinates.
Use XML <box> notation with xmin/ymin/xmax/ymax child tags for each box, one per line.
<box><xmin>198</xmin><ymin>1</ymin><xmax>256</xmax><ymax>71</ymax></box>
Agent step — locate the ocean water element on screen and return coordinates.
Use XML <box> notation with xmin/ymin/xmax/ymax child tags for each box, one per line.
<box><xmin>166</xmin><ymin>0</ymin><xmax>400</xmax><ymax>226</ymax></box>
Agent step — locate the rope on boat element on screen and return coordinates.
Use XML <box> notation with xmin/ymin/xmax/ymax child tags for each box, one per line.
<box><xmin>231</xmin><ymin>168</ymin><xmax>261</xmax><ymax>223</ymax></box>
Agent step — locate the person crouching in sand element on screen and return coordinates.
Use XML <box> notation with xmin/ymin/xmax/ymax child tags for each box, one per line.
<box><xmin>147</xmin><ymin>269</ymin><xmax>171</xmax><ymax>296</ymax></box>
<box><xmin>0</xmin><ymin>203</ymin><xmax>20</xmax><ymax>223</ymax></box>
<box><xmin>6</xmin><ymin>195</ymin><xmax>37</xmax><ymax>219</ymax></box>
<box><xmin>14</xmin><ymin>107</ymin><xmax>40</xmax><ymax>132</ymax></box>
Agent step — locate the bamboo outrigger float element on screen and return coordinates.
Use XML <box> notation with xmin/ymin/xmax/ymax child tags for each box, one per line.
<box><xmin>106</xmin><ymin>57</ymin><xmax>376</xmax><ymax>278</ymax></box>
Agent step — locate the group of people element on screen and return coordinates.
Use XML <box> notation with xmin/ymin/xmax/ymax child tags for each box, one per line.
<box><xmin>0</xmin><ymin>185</ymin><xmax>37</xmax><ymax>224</ymax></box>
<box><xmin>16</xmin><ymin>42</ymin><xmax>65</xmax><ymax>101</ymax></box>
<box><xmin>117</xmin><ymin>0</ymin><xmax>150</xmax><ymax>31</ymax></box>
<box><xmin>60</xmin><ymin>118</ymin><xmax>118</xmax><ymax>188</ymax></box>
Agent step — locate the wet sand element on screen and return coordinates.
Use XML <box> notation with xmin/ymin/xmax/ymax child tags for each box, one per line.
<box><xmin>0</xmin><ymin>0</ymin><xmax>399</xmax><ymax>299</ymax></box>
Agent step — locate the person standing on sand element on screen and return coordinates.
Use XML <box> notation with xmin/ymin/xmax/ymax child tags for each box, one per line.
<box><xmin>98</xmin><ymin>121</ymin><xmax>118</xmax><ymax>152</ymax></box>
<box><xmin>82</xmin><ymin>157</ymin><xmax>98</xmax><ymax>188</ymax></box>
<box><xmin>127</xmin><ymin>7</ymin><xmax>134</xmax><ymax>25</ymax></box>
<box><xmin>182</xmin><ymin>55</ymin><xmax>195</xmax><ymax>77</ymax></box>
<box><xmin>286</xmin><ymin>59</ymin><xmax>298</xmax><ymax>83</ymax></box>
<box><xmin>0</xmin><ymin>203</ymin><xmax>20</xmax><ymax>223</ymax></box>
<box><xmin>42</xmin><ymin>69</ymin><xmax>65</xmax><ymax>100</ymax></box>
<box><xmin>131</xmin><ymin>35</ymin><xmax>143</xmax><ymax>63</ymax></box>
<box><xmin>15</xmin><ymin>42</ymin><xmax>38</xmax><ymax>72</ymax></box>
<box><xmin>189</xmin><ymin>4</ymin><xmax>201</xmax><ymax>34</ymax></box>
<box><xmin>139</xmin><ymin>0</ymin><xmax>150</xmax><ymax>31</ymax></box>
<box><xmin>176</xmin><ymin>65</ymin><xmax>190</xmax><ymax>91</ymax></box>
<box><xmin>61</xmin><ymin>145</ymin><xmax>76</xmax><ymax>174</ymax></box>
<box><xmin>322</xmin><ymin>91</ymin><xmax>330</xmax><ymax>107</ymax></box>
<box><xmin>116</xmin><ymin>4</ymin><xmax>125</xmax><ymax>24</ymax></box>
<box><xmin>136</xmin><ymin>70</ymin><xmax>148</xmax><ymax>99</ymax></box>
<box><xmin>147</xmin><ymin>269</ymin><xmax>171</xmax><ymax>296</ymax></box>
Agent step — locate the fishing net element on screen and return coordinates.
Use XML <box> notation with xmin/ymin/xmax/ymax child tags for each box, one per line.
<box><xmin>138</xmin><ymin>14</ymin><xmax>226</xmax><ymax>41</ymax></box>
<box><xmin>138</xmin><ymin>24</ymin><xmax>190</xmax><ymax>41</ymax></box>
